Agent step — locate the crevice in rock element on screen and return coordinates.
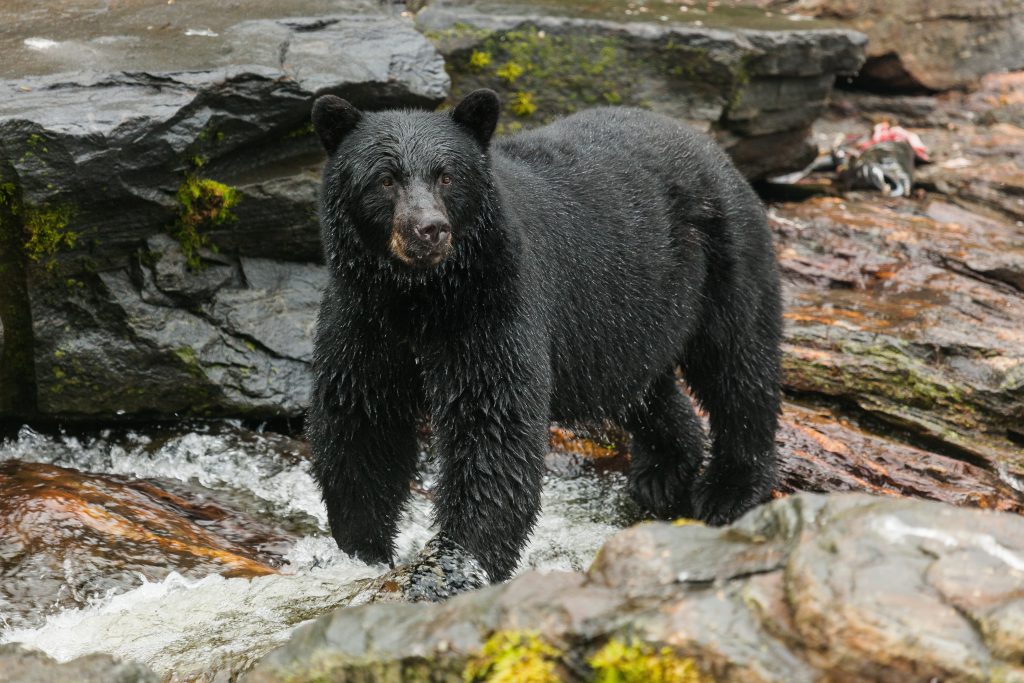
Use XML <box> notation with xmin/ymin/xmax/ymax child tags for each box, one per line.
<box><xmin>0</xmin><ymin>164</ymin><xmax>37</xmax><ymax>417</ymax></box>
<box><xmin>780</xmin><ymin>391</ymin><xmax>1000</xmax><ymax>474</ymax></box>
<box><xmin>838</xmin><ymin>53</ymin><xmax>936</xmax><ymax>95</ymax></box>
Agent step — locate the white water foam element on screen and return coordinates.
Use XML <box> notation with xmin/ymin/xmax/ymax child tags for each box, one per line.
<box><xmin>0</xmin><ymin>425</ymin><xmax>626</xmax><ymax>675</ymax></box>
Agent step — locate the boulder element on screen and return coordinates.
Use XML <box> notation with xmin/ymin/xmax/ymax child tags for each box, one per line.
<box><xmin>0</xmin><ymin>1</ymin><xmax>449</xmax><ymax>419</ymax></box>
<box><xmin>0</xmin><ymin>644</ymin><xmax>157</xmax><ymax>683</ymax></box>
<box><xmin>245</xmin><ymin>492</ymin><xmax>1024</xmax><ymax>682</ymax></box>
<box><xmin>770</xmin><ymin>0</ymin><xmax>1024</xmax><ymax>90</ymax></box>
<box><xmin>418</xmin><ymin>6</ymin><xmax>866</xmax><ymax>180</ymax></box>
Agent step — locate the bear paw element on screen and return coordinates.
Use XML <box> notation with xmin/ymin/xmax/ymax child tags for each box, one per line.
<box><xmin>628</xmin><ymin>461</ymin><xmax>696</xmax><ymax>520</ymax></box>
<box><xmin>692</xmin><ymin>463</ymin><xmax>773</xmax><ymax>526</ymax></box>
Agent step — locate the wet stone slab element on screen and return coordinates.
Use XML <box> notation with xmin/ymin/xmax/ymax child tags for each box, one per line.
<box><xmin>0</xmin><ymin>1</ymin><xmax>449</xmax><ymax>419</ymax></box>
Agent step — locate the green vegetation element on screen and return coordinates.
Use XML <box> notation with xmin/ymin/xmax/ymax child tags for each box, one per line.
<box><xmin>589</xmin><ymin>639</ymin><xmax>709</xmax><ymax>683</ymax></box>
<box><xmin>470</xmin><ymin>50</ymin><xmax>493</xmax><ymax>69</ymax></box>
<box><xmin>435</xmin><ymin>26</ymin><xmax>641</xmax><ymax>129</ymax></box>
<box><xmin>431</xmin><ymin>24</ymin><xmax>740</xmax><ymax>134</ymax></box>
<box><xmin>172</xmin><ymin>175</ymin><xmax>239</xmax><ymax>270</ymax></box>
<box><xmin>23</xmin><ymin>205</ymin><xmax>76</xmax><ymax>270</ymax></box>
<box><xmin>464</xmin><ymin>631</ymin><xmax>562</xmax><ymax>683</ymax></box>
<box><xmin>497</xmin><ymin>61</ymin><xmax>526</xmax><ymax>84</ymax></box>
<box><xmin>511</xmin><ymin>92</ymin><xmax>538</xmax><ymax>117</ymax></box>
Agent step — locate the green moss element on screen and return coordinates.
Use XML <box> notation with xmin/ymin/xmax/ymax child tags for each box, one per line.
<box><xmin>469</xmin><ymin>50</ymin><xmax>493</xmax><ymax>70</ymax></box>
<box><xmin>440</xmin><ymin>26</ymin><xmax>644</xmax><ymax>131</ymax></box>
<box><xmin>23</xmin><ymin>204</ymin><xmax>76</xmax><ymax>270</ymax></box>
<box><xmin>464</xmin><ymin>631</ymin><xmax>562</xmax><ymax>683</ymax></box>
<box><xmin>784</xmin><ymin>338</ymin><xmax>970</xmax><ymax>418</ymax></box>
<box><xmin>26</xmin><ymin>133</ymin><xmax>49</xmax><ymax>153</ymax></box>
<box><xmin>511</xmin><ymin>91</ymin><xmax>538</xmax><ymax>117</ymax></box>
<box><xmin>174</xmin><ymin>346</ymin><xmax>197</xmax><ymax>365</ymax></box>
<box><xmin>285</xmin><ymin>122</ymin><xmax>315</xmax><ymax>140</ymax></box>
<box><xmin>172</xmin><ymin>175</ymin><xmax>239</xmax><ymax>270</ymax></box>
<box><xmin>589</xmin><ymin>639</ymin><xmax>709</xmax><ymax>683</ymax></box>
<box><xmin>496</xmin><ymin>61</ymin><xmax>526</xmax><ymax>84</ymax></box>
<box><xmin>0</xmin><ymin>182</ymin><xmax>19</xmax><ymax>216</ymax></box>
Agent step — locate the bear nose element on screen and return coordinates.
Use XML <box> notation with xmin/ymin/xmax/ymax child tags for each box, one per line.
<box><xmin>414</xmin><ymin>220</ymin><xmax>450</xmax><ymax>246</ymax></box>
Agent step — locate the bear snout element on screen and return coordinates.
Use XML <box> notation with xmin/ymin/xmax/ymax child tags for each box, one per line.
<box><xmin>390</xmin><ymin>211</ymin><xmax>452</xmax><ymax>267</ymax></box>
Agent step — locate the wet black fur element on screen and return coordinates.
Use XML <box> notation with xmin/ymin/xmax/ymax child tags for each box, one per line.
<box><xmin>307</xmin><ymin>91</ymin><xmax>782</xmax><ymax>582</ymax></box>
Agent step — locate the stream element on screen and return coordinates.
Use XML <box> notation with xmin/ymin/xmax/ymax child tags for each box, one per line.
<box><xmin>0</xmin><ymin>422</ymin><xmax>634</xmax><ymax>679</ymax></box>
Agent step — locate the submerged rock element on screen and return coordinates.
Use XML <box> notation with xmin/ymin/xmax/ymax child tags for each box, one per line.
<box><xmin>0</xmin><ymin>459</ymin><xmax>294</xmax><ymax>630</ymax></box>
<box><xmin>246</xmin><ymin>492</ymin><xmax>1024</xmax><ymax>682</ymax></box>
<box><xmin>349</xmin><ymin>536</ymin><xmax>491</xmax><ymax>606</ymax></box>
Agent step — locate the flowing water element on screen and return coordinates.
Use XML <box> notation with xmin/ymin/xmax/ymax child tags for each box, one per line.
<box><xmin>0</xmin><ymin>422</ymin><xmax>634</xmax><ymax>679</ymax></box>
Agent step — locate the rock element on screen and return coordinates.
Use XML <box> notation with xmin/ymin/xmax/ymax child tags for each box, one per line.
<box><xmin>0</xmin><ymin>1</ymin><xmax>449</xmax><ymax>420</ymax></box>
<box><xmin>418</xmin><ymin>6</ymin><xmax>866</xmax><ymax>179</ymax></box>
<box><xmin>548</xmin><ymin>398</ymin><xmax>1024</xmax><ymax>513</ymax></box>
<box><xmin>773</xmin><ymin>193</ymin><xmax>1024</xmax><ymax>480</ymax></box>
<box><xmin>769</xmin><ymin>0</ymin><xmax>1024</xmax><ymax>91</ymax></box>
<box><xmin>0</xmin><ymin>459</ymin><xmax>294</xmax><ymax>631</ymax></box>
<box><xmin>778</xmin><ymin>404</ymin><xmax>1024</xmax><ymax>514</ymax></box>
<box><xmin>245</xmin><ymin>492</ymin><xmax>1024</xmax><ymax>682</ymax></box>
<box><xmin>0</xmin><ymin>643</ymin><xmax>157</xmax><ymax>683</ymax></box>
<box><xmin>349</xmin><ymin>536</ymin><xmax>491</xmax><ymax>605</ymax></box>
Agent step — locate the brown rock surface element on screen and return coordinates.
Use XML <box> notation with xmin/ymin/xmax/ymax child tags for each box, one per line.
<box><xmin>773</xmin><ymin>193</ymin><xmax>1024</xmax><ymax>477</ymax></box>
<box><xmin>0</xmin><ymin>459</ymin><xmax>293</xmax><ymax>630</ymax></box>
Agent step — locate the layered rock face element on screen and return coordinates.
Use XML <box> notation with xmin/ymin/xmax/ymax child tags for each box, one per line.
<box><xmin>769</xmin><ymin>0</ymin><xmax>1024</xmax><ymax>90</ymax></box>
<box><xmin>0</xmin><ymin>3</ymin><xmax>449</xmax><ymax>419</ymax></box>
<box><xmin>245</xmin><ymin>492</ymin><xmax>1024</xmax><ymax>682</ymax></box>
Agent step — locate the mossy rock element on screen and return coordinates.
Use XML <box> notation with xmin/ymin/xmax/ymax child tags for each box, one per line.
<box><xmin>429</xmin><ymin>23</ymin><xmax>738</xmax><ymax>135</ymax></box>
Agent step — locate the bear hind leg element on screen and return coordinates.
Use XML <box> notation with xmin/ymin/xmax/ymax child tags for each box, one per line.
<box><xmin>625</xmin><ymin>373</ymin><xmax>706</xmax><ymax>520</ymax></box>
<box><xmin>682</xmin><ymin>301</ymin><xmax>781</xmax><ymax>526</ymax></box>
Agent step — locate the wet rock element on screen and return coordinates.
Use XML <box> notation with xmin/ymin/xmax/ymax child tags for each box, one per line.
<box><xmin>246</xmin><ymin>493</ymin><xmax>1024</xmax><ymax>682</ymax></box>
<box><xmin>772</xmin><ymin>194</ymin><xmax>1024</xmax><ymax>479</ymax></box>
<box><xmin>778</xmin><ymin>404</ymin><xmax>1024</xmax><ymax>514</ymax></box>
<box><xmin>0</xmin><ymin>459</ymin><xmax>293</xmax><ymax>630</ymax></box>
<box><xmin>0</xmin><ymin>1</ymin><xmax>448</xmax><ymax>420</ymax></box>
<box><xmin>547</xmin><ymin>400</ymin><xmax>1024</xmax><ymax>513</ymax></box>
<box><xmin>350</xmin><ymin>536</ymin><xmax>491</xmax><ymax>605</ymax></box>
<box><xmin>419</xmin><ymin>7</ymin><xmax>866</xmax><ymax>179</ymax></box>
<box><xmin>772</xmin><ymin>0</ymin><xmax>1024</xmax><ymax>91</ymax></box>
<box><xmin>0</xmin><ymin>643</ymin><xmax>156</xmax><ymax>683</ymax></box>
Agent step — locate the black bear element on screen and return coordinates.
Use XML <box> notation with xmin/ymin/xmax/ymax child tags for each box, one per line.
<box><xmin>307</xmin><ymin>90</ymin><xmax>782</xmax><ymax>582</ymax></box>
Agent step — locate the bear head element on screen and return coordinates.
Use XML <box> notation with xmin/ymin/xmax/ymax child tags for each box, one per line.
<box><xmin>312</xmin><ymin>89</ymin><xmax>501</xmax><ymax>271</ymax></box>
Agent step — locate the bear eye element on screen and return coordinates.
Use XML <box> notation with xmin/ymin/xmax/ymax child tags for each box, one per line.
<box><xmin>440</xmin><ymin>173</ymin><xmax>453</xmax><ymax>186</ymax></box>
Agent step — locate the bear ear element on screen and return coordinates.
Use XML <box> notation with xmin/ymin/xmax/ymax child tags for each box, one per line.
<box><xmin>451</xmin><ymin>89</ymin><xmax>500</xmax><ymax>148</ymax></box>
<box><xmin>312</xmin><ymin>95</ymin><xmax>362</xmax><ymax>155</ymax></box>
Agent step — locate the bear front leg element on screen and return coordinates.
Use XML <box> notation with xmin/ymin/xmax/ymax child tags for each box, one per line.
<box><xmin>425</xmin><ymin>332</ymin><xmax>551</xmax><ymax>582</ymax></box>
<box><xmin>307</xmin><ymin>301</ymin><xmax>420</xmax><ymax>568</ymax></box>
